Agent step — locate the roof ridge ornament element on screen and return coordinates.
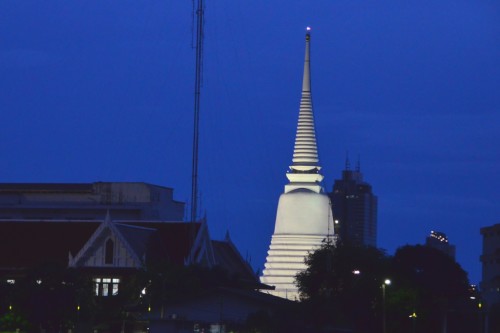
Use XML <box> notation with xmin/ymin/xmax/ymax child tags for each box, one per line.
<box><xmin>104</xmin><ymin>209</ymin><xmax>111</xmax><ymax>225</ymax></box>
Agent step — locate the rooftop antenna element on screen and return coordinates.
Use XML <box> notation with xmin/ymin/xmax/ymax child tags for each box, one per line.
<box><xmin>345</xmin><ymin>151</ymin><xmax>351</xmax><ymax>171</ymax></box>
<box><xmin>191</xmin><ymin>0</ymin><xmax>205</xmax><ymax>223</ymax></box>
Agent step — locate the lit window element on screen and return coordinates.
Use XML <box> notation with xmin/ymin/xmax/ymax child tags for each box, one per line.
<box><xmin>102</xmin><ymin>278</ymin><xmax>111</xmax><ymax>296</ymax></box>
<box><xmin>94</xmin><ymin>278</ymin><xmax>101</xmax><ymax>295</ymax></box>
<box><xmin>112</xmin><ymin>279</ymin><xmax>120</xmax><ymax>295</ymax></box>
<box><xmin>6</xmin><ymin>279</ymin><xmax>15</xmax><ymax>284</ymax></box>
<box><xmin>94</xmin><ymin>277</ymin><xmax>120</xmax><ymax>297</ymax></box>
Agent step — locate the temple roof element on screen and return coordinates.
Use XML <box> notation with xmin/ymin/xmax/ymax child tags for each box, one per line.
<box><xmin>0</xmin><ymin>221</ymin><xmax>99</xmax><ymax>269</ymax></box>
<box><xmin>0</xmin><ymin>220</ymin><xmax>202</xmax><ymax>271</ymax></box>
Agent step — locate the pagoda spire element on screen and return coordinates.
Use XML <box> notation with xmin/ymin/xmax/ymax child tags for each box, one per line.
<box><xmin>260</xmin><ymin>28</ymin><xmax>335</xmax><ymax>301</ymax></box>
<box><xmin>285</xmin><ymin>27</ymin><xmax>324</xmax><ymax>193</ymax></box>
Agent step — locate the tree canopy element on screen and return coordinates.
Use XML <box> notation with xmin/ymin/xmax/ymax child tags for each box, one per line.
<box><xmin>295</xmin><ymin>241</ymin><xmax>476</xmax><ymax>333</ymax></box>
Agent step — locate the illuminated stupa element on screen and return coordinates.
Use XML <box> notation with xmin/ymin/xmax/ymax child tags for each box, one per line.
<box><xmin>260</xmin><ymin>28</ymin><xmax>334</xmax><ymax>300</ymax></box>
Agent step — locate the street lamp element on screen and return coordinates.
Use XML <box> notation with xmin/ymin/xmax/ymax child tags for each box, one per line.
<box><xmin>382</xmin><ymin>279</ymin><xmax>391</xmax><ymax>333</ymax></box>
<box><xmin>409</xmin><ymin>311</ymin><xmax>417</xmax><ymax>333</ymax></box>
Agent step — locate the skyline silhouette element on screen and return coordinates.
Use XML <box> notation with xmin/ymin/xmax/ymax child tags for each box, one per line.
<box><xmin>1</xmin><ymin>1</ymin><xmax>499</xmax><ymax>284</ymax></box>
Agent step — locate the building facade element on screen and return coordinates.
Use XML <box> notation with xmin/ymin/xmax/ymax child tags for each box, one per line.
<box><xmin>425</xmin><ymin>230</ymin><xmax>456</xmax><ymax>259</ymax></box>
<box><xmin>329</xmin><ymin>161</ymin><xmax>377</xmax><ymax>247</ymax></box>
<box><xmin>0</xmin><ymin>182</ymin><xmax>185</xmax><ymax>221</ymax></box>
<box><xmin>260</xmin><ymin>29</ymin><xmax>334</xmax><ymax>300</ymax></box>
<box><xmin>0</xmin><ymin>182</ymin><xmax>270</xmax><ymax>331</ymax></box>
<box><xmin>480</xmin><ymin>223</ymin><xmax>500</xmax><ymax>306</ymax></box>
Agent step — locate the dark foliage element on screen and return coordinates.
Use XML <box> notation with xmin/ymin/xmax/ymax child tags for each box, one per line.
<box><xmin>295</xmin><ymin>242</ymin><xmax>475</xmax><ymax>333</ymax></box>
<box><xmin>0</xmin><ymin>263</ymin><xmax>95</xmax><ymax>332</ymax></box>
<box><xmin>296</xmin><ymin>241</ymin><xmax>390</xmax><ymax>332</ymax></box>
<box><xmin>389</xmin><ymin>245</ymin><xmax>473</xmax><ymax>333</ymax></box>
<box><xmin>393</xmin><ymin>245</ymin><xmax>469</xmax><ymax>299</ymax></box>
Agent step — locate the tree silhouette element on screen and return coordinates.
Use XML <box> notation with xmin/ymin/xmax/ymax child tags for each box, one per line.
<box><xmin>296</xmin><ymin>241</ymin><xmax>390</xmax><ymax>331</ymax></box>
<box><xmin>390</xmin><ymin>245</ymin><xmax>472</xmax><ymax>333</ymax></box>
<box><xmin>295</xmin><ymin>242</ymin><xmax>475</xmax><ymax>333</ymax></box>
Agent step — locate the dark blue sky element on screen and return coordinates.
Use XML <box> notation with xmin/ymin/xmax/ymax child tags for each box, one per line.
<box><xmin>1</xmin><ymin>1</ymin><xmax>499</xmax><ymax>284</ymax></box>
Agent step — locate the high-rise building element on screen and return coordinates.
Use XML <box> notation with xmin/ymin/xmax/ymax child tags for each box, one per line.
<box><xmin>260</xmin><ymin>29</ymin><xmax>334</xmax><ymax>300</ymax></box>
<box><xmin>425</xmin><ymin>230</ymin><xmax>456</xmax><ymax>259</ymax></box>
<box><xmin>480</xmin><ymin>223</ymin><xmax>500</xmax><ymax>306</ymax></box>
<box><xmin>329</xmin><ymin>160</ymin><xmax>377</xmax><ymax>247</ymax></box>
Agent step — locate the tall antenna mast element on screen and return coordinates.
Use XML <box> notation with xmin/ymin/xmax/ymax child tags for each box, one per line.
<box><xmin>191</xmin><ymin>0</ymin><xmax>204</xmax><ymax>223</ymax></box>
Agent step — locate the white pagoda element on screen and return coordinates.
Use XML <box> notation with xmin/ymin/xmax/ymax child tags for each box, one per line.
<box><xmin>260</xmin><ymin>28</ymin><xmax>334</xmax><ymax>300</ymax></box>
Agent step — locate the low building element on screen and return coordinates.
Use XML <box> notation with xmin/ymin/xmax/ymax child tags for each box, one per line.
<box><xmin>0</xmin><ymin>182</ymin><xmax>185</xmax><ymax>221</ymax></box>
<box><xmin>0</xmin><ymin>182</ymin><xmax>278</xmax><ymax>332</ymax></box>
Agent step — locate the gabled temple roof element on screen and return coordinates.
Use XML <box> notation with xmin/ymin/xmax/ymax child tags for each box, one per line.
<box><xmin>0</xmin><ymin>221</ymin><xmax>99</xmax><ymax>269</ymax></box>
<box><xmin>0</xmin><ymin>220</ymin><xmax>203</xmax><ymax>272</ymax></box>
<box><xmin>212</xmin><ymin>240</ymin><xmax>256</xmax><ymax>283</ymax></box>
<box><xmin>115</xmin><ymin>223</ymin><xmax>156</xmax><ymax>261</ymax></box>
<box><xmin>123</xmin><ymin>221</ymin><xmax>202</xmax><ymax>266</ymax></box>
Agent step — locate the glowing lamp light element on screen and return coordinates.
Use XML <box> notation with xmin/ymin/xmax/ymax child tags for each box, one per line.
<box><xmin>306</xmin><ymin>26</ymin><xmax>311</xmax><ymax>31</ymax></box>
<box><xmin>384</xmin><ymin>279</ymin><xmax>391</xmax><ymax>285</ymax></box>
